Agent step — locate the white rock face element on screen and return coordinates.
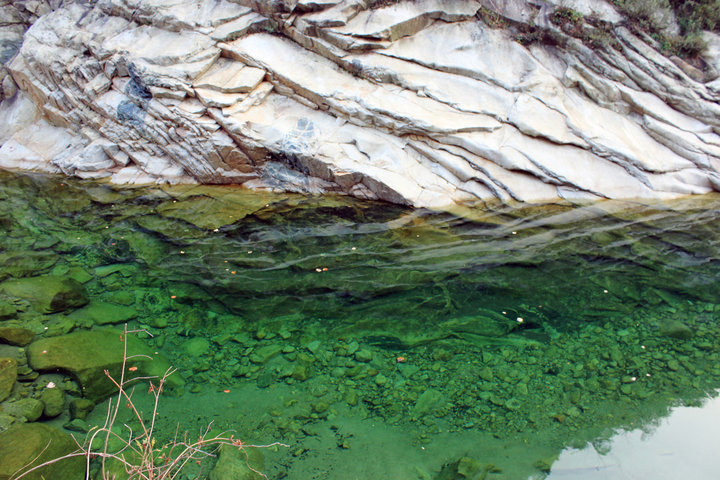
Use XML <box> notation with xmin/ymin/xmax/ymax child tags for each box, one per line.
<box><xmin>1</xmin><ymin>0</ymin><xmax>720</xmax><ymax>207</ymax></box>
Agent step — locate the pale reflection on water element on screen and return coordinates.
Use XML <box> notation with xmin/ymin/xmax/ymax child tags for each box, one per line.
<box><xmin>547</xmin><ymin>393</ymin><xmax>720</xmax><ymax>479</ymax></box>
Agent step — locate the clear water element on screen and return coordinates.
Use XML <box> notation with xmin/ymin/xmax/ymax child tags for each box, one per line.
<box><xmin>2</xmin><ymin>169</ymin><xmax>720</xmax><ymax>479</ymax></box>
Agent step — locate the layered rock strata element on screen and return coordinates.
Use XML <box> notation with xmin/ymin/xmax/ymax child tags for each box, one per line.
<box><xmin>2</xmin><ymin>0</ymin><xmax>720</xmax><ymax>207</ymax></box>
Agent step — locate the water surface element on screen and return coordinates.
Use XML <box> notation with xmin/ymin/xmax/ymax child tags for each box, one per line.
<box><xmin>1</xmin><ymin>169</ymin><xmax>720</xmax><ymax>479</ymax></box>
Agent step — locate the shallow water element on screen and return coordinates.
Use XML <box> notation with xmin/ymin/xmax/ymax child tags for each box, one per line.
<box><xmin>2</xmin><ymin>169</ymin><xmax>720</xmax><ymax>479</ymax></box>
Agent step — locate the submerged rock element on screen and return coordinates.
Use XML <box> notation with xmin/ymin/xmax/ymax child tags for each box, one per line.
<box><xmin>0</xmin><ymin>300</ymin><xmax>17</xmax><ymax>320</ymax></box>
<box><xmin>659</xmin><ymin>319</ymin><xmax>694</xmax><ymax>339</ymax></box>
<box><xmin>3</xmin><ymin>397</ymin><xmax>44</xmax><ymax>422</ymax></box>
<box><xmin>26</xmin><ymin>329</ymin><xmax>184</xmax><ymax>401</ymax></box>
<box><xmin>0</xmin><ymin>275</ymin><xmax>88</xmax><ymax>313</ymax></box>
<box><xmin>209</xmin><ymin>443</ymin><xmax>265</xmax><ymax>480</ymax></box>
<box><xmin>39</xmin><ymin>386</ymin><xmax>65</xmax><ymax>418</ymax></box>
<box><xmin>0</xmin><ymin>326</ymin><xmax>34</xmax><ymax>346</ymax></box>
<box><xmin>66</xmin><ymin>300</ymin><xmax>137</xmax><ymax>326</ymax></box>
<box><xmin>0</xmin><ymin>423</ymin><xmax>85</xmax><ymax>480</ymax></box>
<box><xmin>0</xmin><ymin>357</ymin><xmax>17</xmax><ymax>402</ymax></box>
<box><xmin>68</xmin><ymin>397</ymin><xmax>94</xmax><ymax>420</ymax></box>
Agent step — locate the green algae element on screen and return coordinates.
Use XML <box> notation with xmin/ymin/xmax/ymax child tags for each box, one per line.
<box><xmin>1</xmin><ymin>169</ymin><xmax>720</xmax><ymax>478</ymax></box>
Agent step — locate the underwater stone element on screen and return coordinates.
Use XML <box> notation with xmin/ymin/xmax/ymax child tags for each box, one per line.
<box><xmin>27</xmin><ymin>329</ymin><xmax>183</xmax><ymax>402</ymax></box>
<box><xmin>479</xmin><ymin>367</ymin><xmax>493</xmax><ymax>382</ymax></box>
<box><xmin>256</xmin><ymin>369</ymin><xmax>273</xmax><ymax>388</ymax></box>
<box><xmin>0</xmin><ymin>251</ymin><xmax>59</xmax><ymax>278</ymax></box>
<box><xmin>413</xmin><ymin>388</ymin><xmax>443</xmax><ymax>417</ymax></box>
<box><xmin>66</xmin><ymin>300</ymin><xmax>137</xmax><ymax>326</ymax></box>
<box><xmin>63</xmin><ymin>418</ymin><xmax>90</xmax><ymax>433</ymax></box>
<box><xmin>312</xmin><ymin>401</ymin><xmax>329</xmax><ymax>414</ymax></box>
<box><xmin>667</xmin><ymin>359</ymin><xmax>680</xmax><ymax>371</ymax></box>
<box><xmin>4</xmin><ymin>398</ymin><xmax>44</xmax><ymax>422</ymax></box>
<box><xmin>0</xmin><ymin>327</ymin><xmax>34</xmax><ymax>346</ymax></box>
<box><xmin>0</xmin><ymin>423</ymin><xmax>85</xmax><ymax>480</ymax></box>
<box><xmin>306</xmin><ymin>340</ymin><xmax>322</xmax><ymax>354</ymax></box>
<box><xmin>0</xmin><ymin>301</ymin><xmax>17</xmax><ymax>320</ymax></box>
<box><xmin>209</xmin><ymin>443</ymin><xmax>265</xmax><ymax>480</ymax></box>
<box><xmin>183</xmin><ymin>337</ymin><xmax>210</xmax><ymax>357</ymax></box>
<box><xmin>0</xmin><ymin>276</ymin><xmax>88</xmax><ymax>314</ymax></box>
<box><xmin>66</xmin><ymin>267</ymin><xmax>93</xmax><ymax>284</ymax></box>
<box><xmin>291</xmin><ymin>364</ymin><xmax>310</xmax><ymax>381</ymax></box>
<box><xmin>435</xmin><ymin>456</ymin><xmax>484</xmax><ymax>480</ymax></box>
<box><xmin>251</xmin><ymin>344</ymin><xmax>283</xmax><ymax>364</ymax></box>
<box><xmin>69</xmin><ymin>398</ymin><xmax>95</xmax><ymax>420</ymax></box>
<box><xmin>660</xmin><ymin>320</ymin><xmax>694</xmax><ymax>339</ymax></box>
<box><xmin>354</xmin><ymin>349</ymin><xmax>373</xmax><ymax>363</ymax></box>
<box><xmin>0</xmin><ymin>357</ymin><xmax>17</xmax><ymax>402</ymax></box>
<box><xmin>40</xmin><ymin>387</ymin><xmax>66</xmax><ymax>418</ymax></box>
<box><xmin>107</xmin><ymin>290</ymin><xmax>135</xmax><ymax>306</ymax></box>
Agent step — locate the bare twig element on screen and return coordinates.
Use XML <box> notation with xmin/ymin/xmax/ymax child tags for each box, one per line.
<box><xmin>13</xmin><ymin>324</ymin><xmax>286</xmax><ymax>480</ymax></box>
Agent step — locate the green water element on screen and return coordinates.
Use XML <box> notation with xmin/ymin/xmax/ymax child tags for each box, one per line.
<box><xmin>1</xmin><ymin>169</ymin><xmax>720</xmax><ymax>479</ymax></box>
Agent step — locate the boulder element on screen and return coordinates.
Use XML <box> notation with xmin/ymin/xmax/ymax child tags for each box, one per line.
<box><xmin>26</xmin><ymin>329</ymin><xmax>185</xmax><ymax>401</ymax></box>
<box><xmin>0</xmin><ymin>423</ymin><xmax>85</xmax><ymax>480</ymax></box>
<box><xmin>0</xmin><ymin>358</ymin><xmax>17</xmax><ymax>402</ymax></box>
<box><xmin>0</xmin><ymin>276</ymin><xmax>88</xmax><ymax>313</ymax></box>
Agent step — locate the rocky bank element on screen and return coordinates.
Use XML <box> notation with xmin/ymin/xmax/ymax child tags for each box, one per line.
<box><xmin>2</xmin><ymin>0</ymin><xmax>720</xmax><ymax>208</ymax></box>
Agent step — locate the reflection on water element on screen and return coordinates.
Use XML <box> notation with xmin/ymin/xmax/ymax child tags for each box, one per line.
<box><xmin>548</xmin><ymin>393</ymin><xmax>720</xmax><ymax>479</ymax></box>
<box><xmin>1</xmin><ymin>169</ymin><xmax>720</xmax><ymax>478</ymax></box>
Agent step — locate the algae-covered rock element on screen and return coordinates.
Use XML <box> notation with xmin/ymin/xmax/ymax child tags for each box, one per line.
<box><xmin>439</xmin><ymin>310</ymin><xmax>517</xmax><ymax>338</ymax></box>
<box><xmin>0</xmin><ymin>327</ymin><xmax>34</xmax><ymax>346</ymax></box>
<box><xmin>209</xmin><ymin>443</ymin><xmax>265</xmax><ymax>480</ymax></box>
<box><xmin>26</xmin><ymin>329</ymin><xmax>184</xmax><ymax>401</ymax></box>
<box><xmin>0</xmin><ymin>301</ymin><xmax>17</xmax><ymax>320</ymax></box>
<box><xmin>413</xmin><ymin>388</ymin><xmax>443</xmax><ymax>417</ymax></box>
<box><xmin>3</xmin><ymin>398</ymin><xmax>44</xmax><ymax>422</ymax></box>
<box><xmin>40</xmin><ymin>386</ymin><xmax>66</xmax><ymax>418</ymax></box>
<box><xmin>0</xmin><ymin>251</ymin><xmax>58</xmax><ymax>278</ymax></box>
<box><xmin>69</xmin><ymin>398</ymin><xmax>95</xmax><ymax>420</ymax></box>
<box><xmin>0</xmin><ymin>423</ymin><xmax>84</xmax><ymax>480</ymax></box>
<box><xmin>66</xmin><ymin>300</ymin><xmax>137</xmax><ymax>326</ymax></box>
<box><xmin>0</xmin><ymin>275</ymin><xmax>88</xmax><ymax>313</ymax></box>
<box><xmin>659</xmin><ymin>319</ymin><xmax>694</xmax><ymax>339</ymax></box>
<box><xmin>435</xmin><ymin>456</ymin><xmax>489</xmax><ymax>480</ymax></box>
<box><xmin>183</xmin><ymin>337</ymin><xmax>210</xmax><ymax>357</ymax></box>
<box><xmin>0</xmin><ymin>357</ymin><xmax>17</xmax><ymax>402</ymax></box>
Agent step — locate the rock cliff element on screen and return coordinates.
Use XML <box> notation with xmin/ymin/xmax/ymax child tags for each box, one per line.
<box><xmin>2</xmin><ymin>0</ymin><xmax>720</xmax><ymax>207</ymax></box>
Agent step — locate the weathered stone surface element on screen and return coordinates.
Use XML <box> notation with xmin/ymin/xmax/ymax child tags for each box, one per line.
<box><xmin>26</xmin><ymin>329</ymin><xmax>185</xmax><ymax>401</ymax></box>
<box><xmin>0</xmin><ymin>275</ymin><xmax>88</xmax><ymax>313</ymax></box>
<box><xmin>194</xmin><ymin>58</ymin><xmax>265</xmax><ymax>93</ymax></box>
<box><xmin>0</xmin><ymin>423</ymin><xmax>85</xmax><ymax>480</ymax></box>
<box><xmin>2</xmin><ymin>0</ymin><xmax>720</xmax><ymax>208</ymax></box>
